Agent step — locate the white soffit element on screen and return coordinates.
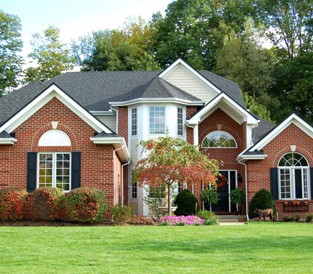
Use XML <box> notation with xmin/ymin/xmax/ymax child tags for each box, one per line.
<box><xmin>251</xmin><ymin>113</ymin><xmax>313</xmax><ymax>151</ymax></box>
<box><xmin>187</xmin><ymin>93</ymin><xmax>258</xmax><ymax>125</ymax></box>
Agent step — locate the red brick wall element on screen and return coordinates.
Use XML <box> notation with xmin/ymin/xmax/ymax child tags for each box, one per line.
<box><xmin>247</xmin><ymin>123</ymin><xmax>313</xmax><ymax>219</ymax></box>
<box><xmin>198</xmin><ymin>108</ymin><xmax>245</xmax><ymax>185</ymax></box>
<box><xmin>186</xmin><ymin>106</ymin><xmax>197</xmax><ymax>144</ymax></box>
<box><xmin>0</xmin><ymin>97</ymin><xmax>121</xmax><ymax>207</ymax></box>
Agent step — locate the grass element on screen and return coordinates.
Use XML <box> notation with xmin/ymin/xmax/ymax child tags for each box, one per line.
<box><xmin>0</xmin><ymin>222</ymin><xmax>312</xmax><ymax>273</ymax></box>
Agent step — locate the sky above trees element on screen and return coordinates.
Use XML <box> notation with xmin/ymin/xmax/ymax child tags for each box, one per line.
<box><xmin>1</xmin><ymin>0</ymin><xmax>173</xmax><ymax>57</ymax></box>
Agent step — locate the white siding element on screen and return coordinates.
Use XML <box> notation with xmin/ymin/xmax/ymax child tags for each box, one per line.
<box><xmin>96</xmin><ymin>115</ymin><xmax>116</xmax><ymax>132</ymax></box>
<box><xmin>162</xmin><ymin>63</ymin><xmax>218</xmax><ymax>102</ymax></box>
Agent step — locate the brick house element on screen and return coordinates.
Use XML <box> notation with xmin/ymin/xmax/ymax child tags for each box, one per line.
<box><xmin>0</xmin><ymin>59</ymin><xmax>312</xmax><ymax>219</ymax></box>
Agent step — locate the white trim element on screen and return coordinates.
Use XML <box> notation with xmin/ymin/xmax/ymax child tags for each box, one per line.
<box><xmin>251</xmin><ymin>114</ymin><xmax>313</xmax><ymax>151</ymax></box>
<box><xmin>159</xmin><ymin>59</ymin><xmax>221</xmax><ymax>94</ymax></box>
<box><xmin>0</xmin><ymin>138</ymin><xmax>17</xmax><ymax>145</ymax></box>
<box><xmin>237</xmin><ymin>153</ymin><xmax>268</xmax><ymax>162</ymax></box>
<box><xmin>110</xmin><ymin>97</ymin><xmax>203</xmax><ymax>107</ymax></box>
<box><xmin>90</xmin><ymin>136</ymin><xmax>130</xmax><ymax>162</ymax></box>
<box><xmin>90</xmin><ymin>110</ymin><xmax>115</xmax><ymax>116</ymax></box>
<box><xmin>0</xmin><ymin>84</ymin><xmax>112</xmax><ymax>134</ymax></box>
<box><xmin>187</xmin><ymin>93</ymin><xmax>258</xmax><ymax>126</ymax></box>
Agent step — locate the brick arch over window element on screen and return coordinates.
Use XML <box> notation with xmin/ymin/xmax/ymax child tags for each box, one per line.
<box><xmin>271</xmin><ymin>146</ymin><xmax>313</xmax><ymax>167</ymax></box>
<box><xmin>31</xmin><ymin>122</ymin><xmax>78</xmax><ymax>151</ymax></box>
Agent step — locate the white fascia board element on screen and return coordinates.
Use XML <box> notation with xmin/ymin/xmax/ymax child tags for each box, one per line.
<box><xmin>90</xmin><ymin>110</ymin><xmax>115</xmax><ymax>116</ymax></box>
<box><xmin>109</xmin><ymin>98</ymin><xmax>204</xmax><ymax>107</ymax></box>
<box><xmin>159</xmin><ymin>59</ymin><xmax>221</xmax><ymax>94</ymax></box>
<box><xmin>0</xmin><ymin>84</ymin><xmax>112</xmax><ymax>134</ymax></box>
<box><xmin>252</xmin><ymin>114</ymin><xmax>313</xmax><ymax>151</ymax></box>
<box><xmin>187</xmin><ymin>93</ymin><xmax>258</xmax><ymax>125</ymax></box>
<box><xmin>237</xmin><ymin>153</ymin><xmax>268</xmax><ymax>163</ymax></box>
<box><xmin>90</xmin><ymin>136</ymin><xmax>130</xmax><ymax>162</ymax></box>
<box><xmin>0</xmin><ymin>138</ymin><xmax>17</xmax><ymax>145</ymax></box>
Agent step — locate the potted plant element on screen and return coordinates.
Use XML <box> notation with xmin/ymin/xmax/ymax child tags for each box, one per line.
<box><xmin>230</xmin><ymin>188</ymin><xmax>245</xmax><ymax>215</ymax></box>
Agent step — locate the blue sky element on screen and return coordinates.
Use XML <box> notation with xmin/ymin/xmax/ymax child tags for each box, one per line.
<box><xmin>1</xmin><ymin>0</ymin><xmax>173</xmax><ymax>55</ymax></box>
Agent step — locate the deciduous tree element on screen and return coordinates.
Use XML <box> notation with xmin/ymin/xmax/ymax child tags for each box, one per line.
<box><xmin>132</xmin><ymin>136</ymin><xmax>219</xmax><ymax>215</ymax></box>
<box><xmin>0</xmin><ymin>10</ymin><xmax>23</xmax><ymax>96</ymax></box>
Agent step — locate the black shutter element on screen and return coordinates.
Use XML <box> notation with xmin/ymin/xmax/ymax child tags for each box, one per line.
<box><xmin>270</xmin><ymin>168</ymin><xmax>279</xmax><ymax>200</ymax></box>
<box><xmin>27</xmin><ymin>152</ymin><xmax>37</xmax><ymax>192</ymax></box>
<box><xmin>71</xmin><ymin>152</ymin><xmax>81</xmax><ymax>189</ymax></box>
<box><xmin>311</xmin><ymin>168</ymin><xmax>313</xmax><ymax>200</ymax></box>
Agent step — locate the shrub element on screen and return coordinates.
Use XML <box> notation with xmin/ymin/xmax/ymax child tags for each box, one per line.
<box><xmin>0</xmin><ymin>187</ymin><xmax>28</xmax><ymax>221</ymax></box>
<box><xmin>306</xmin><ymin>214</ymin><xmax>313</xmax><ymax>223</ymax></box>
<box><xmin>196</xmin><ymin>210</ymin><xmax>219</xmax><ymax>225</ymax></box>
<box><xmin>31</xmin><ymin>187</ymin><xmax>64</xmax><ymax>221</ymax></box>
<box><xmin>174</xmin><ymin>189</ymin><xmax>199</xmax><ymax>216</ymax></box>
<box><xmin>249</xmin><ymin>189</ymin><xmax>276</xmax><ymax>219</ymax></box>
<box><xmin>200</xmin><ymin>188</ymin><xmax>219</xmax><ymax>205</ymax></box>
<box><xmin>127</xmin><ymin>216</ymin><xmax>155</xmax><ymax>225</ymax></box>
<box><xmin>63</xmin><ymin>187</ymin><xmax>107</xmax><ymax>223</ymax></box>
<box><xmin>110</xmin><ymin>205</ymin><xmax>133</xmax><ymax>224</ymax></box>
<box><xmin>158</xmin><ymin>215</ymin><xmax>203</xmax><ymax>226</ymax></box>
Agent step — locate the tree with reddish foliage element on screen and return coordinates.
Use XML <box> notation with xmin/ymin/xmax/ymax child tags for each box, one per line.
<box><xmin>132</xmin><ymin>136</ymin><xmax>220</xmax><ymax>215</ymax></box>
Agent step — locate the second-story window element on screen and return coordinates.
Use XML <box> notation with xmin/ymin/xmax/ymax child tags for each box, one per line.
<box><xmin>177</xmin><ymin>108</ymin><xmax>183</xmax><ymax>136</ymax></box>
<box><xmin>150</xmin><ymin>106</ymin><xmax>165</xmax><ymax>134</ymax></box>
<box><xmin>131</xmin><ymin>108</ymin><xmax>137</xmax><ymax>136</ymax></box>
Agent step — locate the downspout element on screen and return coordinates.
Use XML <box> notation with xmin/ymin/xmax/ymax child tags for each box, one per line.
<box><xmin>113</xmin><ymin>146</ymin><xmax>130</xmax><ymax>206</ymax></box>
<box><xmin>238</xmin><ymin>158</ymin><xmax>249</xmax><ymax>221</ymax></box>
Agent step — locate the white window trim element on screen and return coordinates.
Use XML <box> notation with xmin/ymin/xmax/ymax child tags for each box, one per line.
<box><xmin>201</xmin><ymin>130</ymin><xmax>238</xmax><ymax>148</ymax></box>
<box><xmin>149</xmin><ymin>106</ymin><xmax>166</xmax><ymax>135</ymax></box>
<box><xmin>278</xmin><ymin>167</ymin><xmax>310</xmax><ymax>200</ymax></box>
<box><xmin>37</xmin><ymin>152</ymin><xmax>71</xmax><ymax>192</ymax></box>
<box><xmin>131</xmin><ymin>108</ymin><xmax>137</xmax><ymax>137</ymax></box>
<box><xmin>278</xmin><ymin>152</ymin><xmax>310</xmax><ymax>200</ymax></box>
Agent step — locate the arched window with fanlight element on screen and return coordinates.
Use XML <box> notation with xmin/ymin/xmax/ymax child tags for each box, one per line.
<box><xmin>201</xmin><ymin>131</ymin><xmax>237</xmax><ymax>148</ymax></box>
<box><xmin>278</xmin><ymin>152</ymin><xmax>310</xmax><ymax>200</ymax></box>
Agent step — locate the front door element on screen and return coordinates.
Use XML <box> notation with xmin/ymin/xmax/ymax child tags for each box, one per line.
<box><xmin>212</xmin><ymin>170</ymin><xmax>237</xmax><ymax>213</ymax></box>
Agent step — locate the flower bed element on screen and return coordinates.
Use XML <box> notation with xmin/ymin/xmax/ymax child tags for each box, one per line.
<box><xmin>158</xmin><ymin>215</ymin><xmax>203</xmax><ymax>226</ymax></box>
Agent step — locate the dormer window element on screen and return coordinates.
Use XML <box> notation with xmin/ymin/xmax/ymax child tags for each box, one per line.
<box><xmin>201</xmin><ymin>131</ymin><xmax>237</xmax><ymax>148</ymax></box>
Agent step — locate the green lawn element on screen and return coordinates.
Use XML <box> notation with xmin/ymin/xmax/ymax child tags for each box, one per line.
<box><xmin>0</xmin><ymin>223</ymin><xmax>312</xmax><ymax>273</ymax></box>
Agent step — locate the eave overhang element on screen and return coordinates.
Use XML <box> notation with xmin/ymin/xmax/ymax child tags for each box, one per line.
<box><xmin>109</xmin><ymin>98</ymin><xmax>204</xmax><ymax>107</ymax></box>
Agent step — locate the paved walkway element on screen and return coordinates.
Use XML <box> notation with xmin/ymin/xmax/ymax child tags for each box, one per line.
<box><xmin>219</xmin><ymin>222</ymin><xmax>246</xmax><ymax>226</ymax></box>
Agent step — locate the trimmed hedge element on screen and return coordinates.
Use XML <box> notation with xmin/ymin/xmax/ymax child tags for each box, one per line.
<box><xmin>174</xmin><ymin>189</ymin><xmax>199</xmax><ymax>216</ymax></box>
<box><xmin>62</xmin><ymin>187</ymin><xmax>107</xmax><ymax>223</ymax></box>
<box><xmin>0</xmin><ymin>187</ymin><xmax>107</xmax><ymax>223</ymax></box>
<box><xmin>31</xmin><ymin>187</ymin><xmax>64</xmax><ymax>221</ymax></box>
<box><xmin>0</xmin><ymin>188</ymin><xmax>28</xmax><ymax>221</ymax></box>
<box><xmin>249</xmin><ymin>188</ymin><xmax>276</xmax><ymax>219</ymax></box>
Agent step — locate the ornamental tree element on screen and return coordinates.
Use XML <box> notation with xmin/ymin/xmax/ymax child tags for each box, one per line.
<box><xmin>132</xmin><ymin>136</ymin><xmax>219</xmax><ymax>215</ymax></box>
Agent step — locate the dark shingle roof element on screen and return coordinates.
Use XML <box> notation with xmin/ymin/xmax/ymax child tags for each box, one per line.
<box><xmin>0</xmin><ymin>131</ymin><xmax>13</xmax><ymax>138</ymax></box>
<box><xmin>199</xmin><ymin>70</ymin><xmax>245</xmax><ymax>107</ymax></box>
<box><xmin>252</xmin><ymin>118</ymin><xmax>275</xmax><ymax>144</ymax></box>
<box><xmin>110</xmin><ymin>76</ymin><xmax>201</xmax><ymax>102</ymax></box>
<box><xmin>0</xmin><ymin>69</ymin><xmax>246</xmax><ymax>126</ymax></box>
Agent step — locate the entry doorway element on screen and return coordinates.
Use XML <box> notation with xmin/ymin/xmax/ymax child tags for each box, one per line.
<box><xmin>207</xmin><ymin>170</ymin><xmax>238</xmax><ymax>213</ymax></box>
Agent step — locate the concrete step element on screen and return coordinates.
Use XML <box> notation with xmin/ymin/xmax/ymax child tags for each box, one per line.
<box><xmin>217</xmin><ymin>215</ymin><xmax>246</xmax><ymax>222</ymax></box>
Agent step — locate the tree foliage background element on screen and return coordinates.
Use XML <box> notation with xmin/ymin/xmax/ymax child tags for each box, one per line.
<box><xmin>1</xmin><ymin>0</ymin><xmax>312</xmax><ymax>124</ymax></box>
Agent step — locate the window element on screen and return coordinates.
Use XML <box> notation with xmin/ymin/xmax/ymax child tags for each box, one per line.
<box><xmin>278</xmin><ymin>153</ymin><xmax>310</xmax><ymax>200</ymax></box>
<box><xmin>38</xmin><ymin>130</ymin><xmax>71</xmax><ymax>146</ymax></box>
<box><xmin>132</xmin><ymin>182</ymin><xmax>137</xmax><ymax>199</ymax></box>
<box><xmin>131</xmin><ymin>108</ymin><xmax>137</xmax><ymax>136</ymax></box>
<box><xmin>150</xmin><ymin>106</ymin><xmax>165</xmax><ymax>134</ymax></box>
<box><xmin>201</xmin><ymin>131</ymin><xmax>237</xmax><ymax>148</ymax></box>
<box><xmin>177</xmin><ymin>108</ymin><xmax>183</xmax><ymax>136</ymax></box>
<box><xmin>38</xmin><ymin>153</ymin><xmax>71</xmax><ymax>191</ymax></box>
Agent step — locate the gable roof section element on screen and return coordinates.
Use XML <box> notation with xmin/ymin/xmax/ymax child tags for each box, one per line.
<box><xmin>249</xmin><ymin>113</ymin><xmax>313</xmax><ymax>152</ymax></box>
<box><xmin>0</xmin><ymin>131</ymin><xmax>17</xmax><ymax>144</ymax></box>
<box><xmin>238</xmin><ymin>114</ymin><xmax>313</xmax><ymax>162</ymax></box>
<box><xmin>187</xmin><ymin>93</ymin><xmax>258</xmax><ymax>126</ymax></box>
<box><xmin>109</xmin><ymin>76</ymin><xmax>203</xmax><ymax>106</ymax></box>
<box><xmin>0</xmin><ymin>83</ymin><xmax>113</xmax><ymax>135</ymax></box>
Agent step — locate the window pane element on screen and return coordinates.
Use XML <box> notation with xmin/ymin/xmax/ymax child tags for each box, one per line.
<box><xmin>177</xmin><ymin>108</ymin><xmax>183</xmax><ymax>136</ymax></box>
<box><xmin>201</xmin><ymin>131</ymin><xmax>237</xmax><ymax>148</ymax></box>
<box><xmin>280</xmin><ymin>169</ymin><xmax>291</xmax><ymax>199</ymax></box>
<box><xmin>132</xmin><ymin>108</ymin><xmax>137</xmax><ymax>136</ymax></box>
<box><xmin>150</xmin><ymin>106</ymin><xmax>165</xmax><ymax>134</ymax></box>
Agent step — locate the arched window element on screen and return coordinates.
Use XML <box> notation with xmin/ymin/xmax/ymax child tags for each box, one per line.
<box><xmin>38</xmin><ymin>130</ymin><xmax>71</xmax><ymax>146</ymax></box>
<box><xmin>201</xmin><ymin>131</ymin><xmax>237</xmax><ymax>148</ymax></box>
<box><xmin>278</xmin><ymin>152</ymin><xmax>310</xmax><ymax>200</ymax></box>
